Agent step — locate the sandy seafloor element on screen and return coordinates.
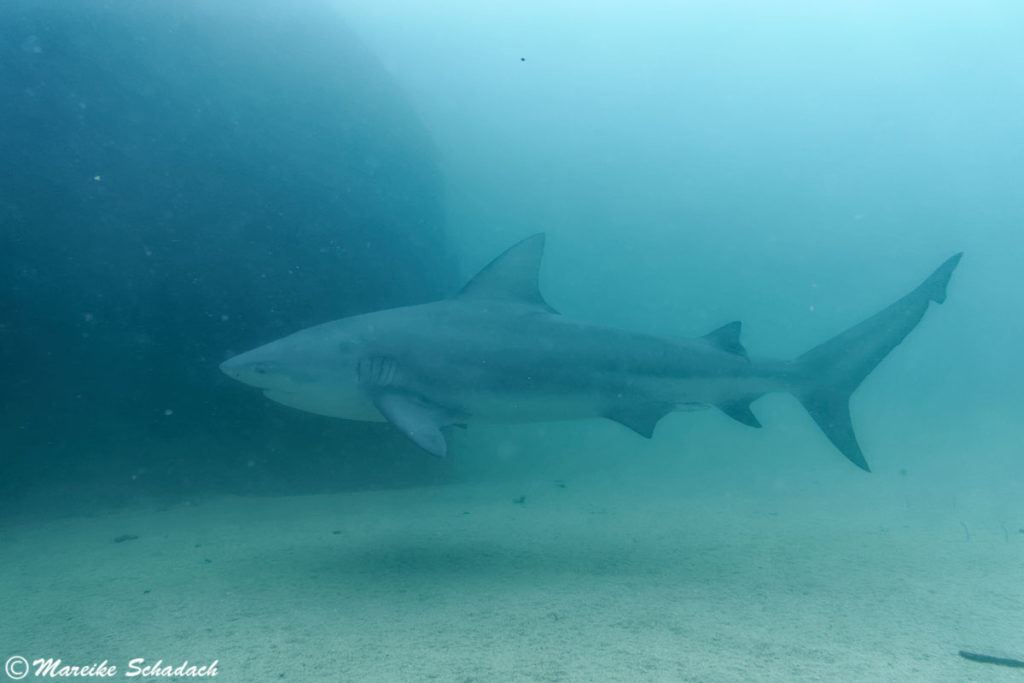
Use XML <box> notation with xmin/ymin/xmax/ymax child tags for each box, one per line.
<box><xmin>3</xmin><ymin>409</ymin><xmax>1023</xmax><ymax>682</ymax></box>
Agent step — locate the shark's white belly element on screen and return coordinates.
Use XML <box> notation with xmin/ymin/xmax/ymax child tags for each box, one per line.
<box><xmin>266</xmin><ymin>374</ymin><xmax>757</xmax><ymax>425</ymax></box>
<box><xmin>263</xmin><ymin>388</ymin><xmax>385</xmax><ymax>422</ymax></box>
<box><xmin>264</xmin><ymin>386</ymin><xmax>610</xmax><ymax>424</ymax></box>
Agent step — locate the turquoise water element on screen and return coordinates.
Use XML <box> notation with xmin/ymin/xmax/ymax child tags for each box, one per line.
<box><xmin>2</xmin><ymin>1</ymin><xmax>1022</xmax><ymax>680</ymax></box>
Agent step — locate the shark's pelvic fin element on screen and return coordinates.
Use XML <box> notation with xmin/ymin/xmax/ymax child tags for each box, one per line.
<box><xmin>702</xmin><ymin>321</ymin><xmax>748</xmax><ymax>358</ymax></box>
<box><xmin>457</xmin><ymin>233</ymin><xmax>558</xmax><ymax>313</ymax></box>
<box><xmin>605</xmin><ymin>403</ymin><xmax>675</xmax><ymax>438</ymax></box>
<box><xmin>793</xmin><ymin>252</ymin><xmax>963</xmax><ymax>471</ymax></box>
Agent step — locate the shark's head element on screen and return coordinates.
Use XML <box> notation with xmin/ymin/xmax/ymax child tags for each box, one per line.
<box><xmin>219</xmin><ymin>321</ymin><xmax>381</xmax><ymax>421</ymax></box>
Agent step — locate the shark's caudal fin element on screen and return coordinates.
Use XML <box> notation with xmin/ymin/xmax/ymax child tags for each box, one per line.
<box><xmin>793</xmin><ymin>253</ymin><xmax>962</xmax><ymax>471</ymax></box>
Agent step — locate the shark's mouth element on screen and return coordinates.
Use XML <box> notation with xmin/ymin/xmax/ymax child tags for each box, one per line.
<box><xmin>262</xmin><ymin>388</ymin><xmax>383</xmax><ymax>423</ymax></box>
<box><xmin>263</xmin><ymin>389</ymin><xmax>293</xmax><ymax>402</ymax></box>
<box><xmin>263</xmin><ymin>388</ymin><xmax>321</xmax><ymax>415</ymax></box>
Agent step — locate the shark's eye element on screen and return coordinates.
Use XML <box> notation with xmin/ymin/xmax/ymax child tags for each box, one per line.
<box><xmin>250</xmin><ymin>362</ymin><xmax>277</xmax><ymax>375</ymax></box>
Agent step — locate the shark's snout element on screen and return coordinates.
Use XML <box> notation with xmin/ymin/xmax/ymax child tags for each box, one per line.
<box><xmin>219</xmin><ymin>342</ymin><xmax>314</xmax><ymax>393</ymax></box>
<box><xmin>219</xmin><ymin>351</ymin><xmax>274</xmax><ymax>387</ymax></box>
<box><xmin>219</xmin><ymin>355</ymin><xmax>245</xmax><ymax>379</ymax></box>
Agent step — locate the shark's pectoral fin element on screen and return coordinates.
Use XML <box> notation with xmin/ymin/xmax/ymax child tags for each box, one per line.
<box><xmin>369</xmin><ymin>391</ymin><xmax>452</xmax><ymax>458</ymax></box>
<box><xmin>717</xmin><ymin>398</ymin><xmax>762</xmax><ymax>428</ymax></box>
<box><xmin>358</xmin><ymin>356</ymin><xmax>460</xmax><ymax>457</ymax></box>
<box><xmin>605</xmin><ymin>403</ymin><xmax>675</xmax><ymax>438</ymax></box>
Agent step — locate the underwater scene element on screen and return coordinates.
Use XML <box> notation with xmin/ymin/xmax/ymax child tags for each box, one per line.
<box><xmin>1</xmin><ymin>0</ymin><xmax>1022</xmax><ymax>680</ymax></box>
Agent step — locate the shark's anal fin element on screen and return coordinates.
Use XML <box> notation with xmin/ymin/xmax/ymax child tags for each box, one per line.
<box><xmin>370</xmin><ymin>390</ymin><xmax>450</xmax><ymax>458</ymax></box>
<box><xmin>605</xmin><ymin>403</ymin><xmax>675</xmax><ymax>438</ymax></box>
<box><xmin>717</xmin><ymin>398</ymin><xmax>762</xmax><ymax>428</ymax></box>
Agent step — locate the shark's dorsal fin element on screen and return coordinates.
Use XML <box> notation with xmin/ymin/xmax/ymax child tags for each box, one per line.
<box><xmin>702</xmin><ymin>321</ymin><xmax>748</xmax><ymax>358</ymax></box>
<box><xmin>457</xmin><ymin>233</ymin><xmax>557</xmax><ymax>313</ymax></box>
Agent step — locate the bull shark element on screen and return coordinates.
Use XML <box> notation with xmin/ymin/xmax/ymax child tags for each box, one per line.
<box><xmin>221</xmin><ymin>235</ymin><xmax>961</xmax><ymax>471</ymax></box>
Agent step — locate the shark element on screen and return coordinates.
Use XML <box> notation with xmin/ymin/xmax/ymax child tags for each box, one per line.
<box><xmin>220</xmin><ymin>235</ymin><xmax>961</xmax><ymax>471</ymax></box>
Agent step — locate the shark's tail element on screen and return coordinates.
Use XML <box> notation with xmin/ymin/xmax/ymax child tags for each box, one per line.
<box><xmin>790</xmin><ymin>253</ymin><xmax>962</xmax><ymax>471</ymax></box>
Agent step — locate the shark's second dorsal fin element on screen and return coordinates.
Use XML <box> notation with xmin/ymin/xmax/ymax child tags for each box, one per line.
<box><xmin>457</xmin><ymin>233</ymin><xmax>557</xmax><ymax>313</ymax></box>
<box><xmin>702</xmin><ymin>321</ymin><xmax>748</xmax><ymax>358</ymax></box>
